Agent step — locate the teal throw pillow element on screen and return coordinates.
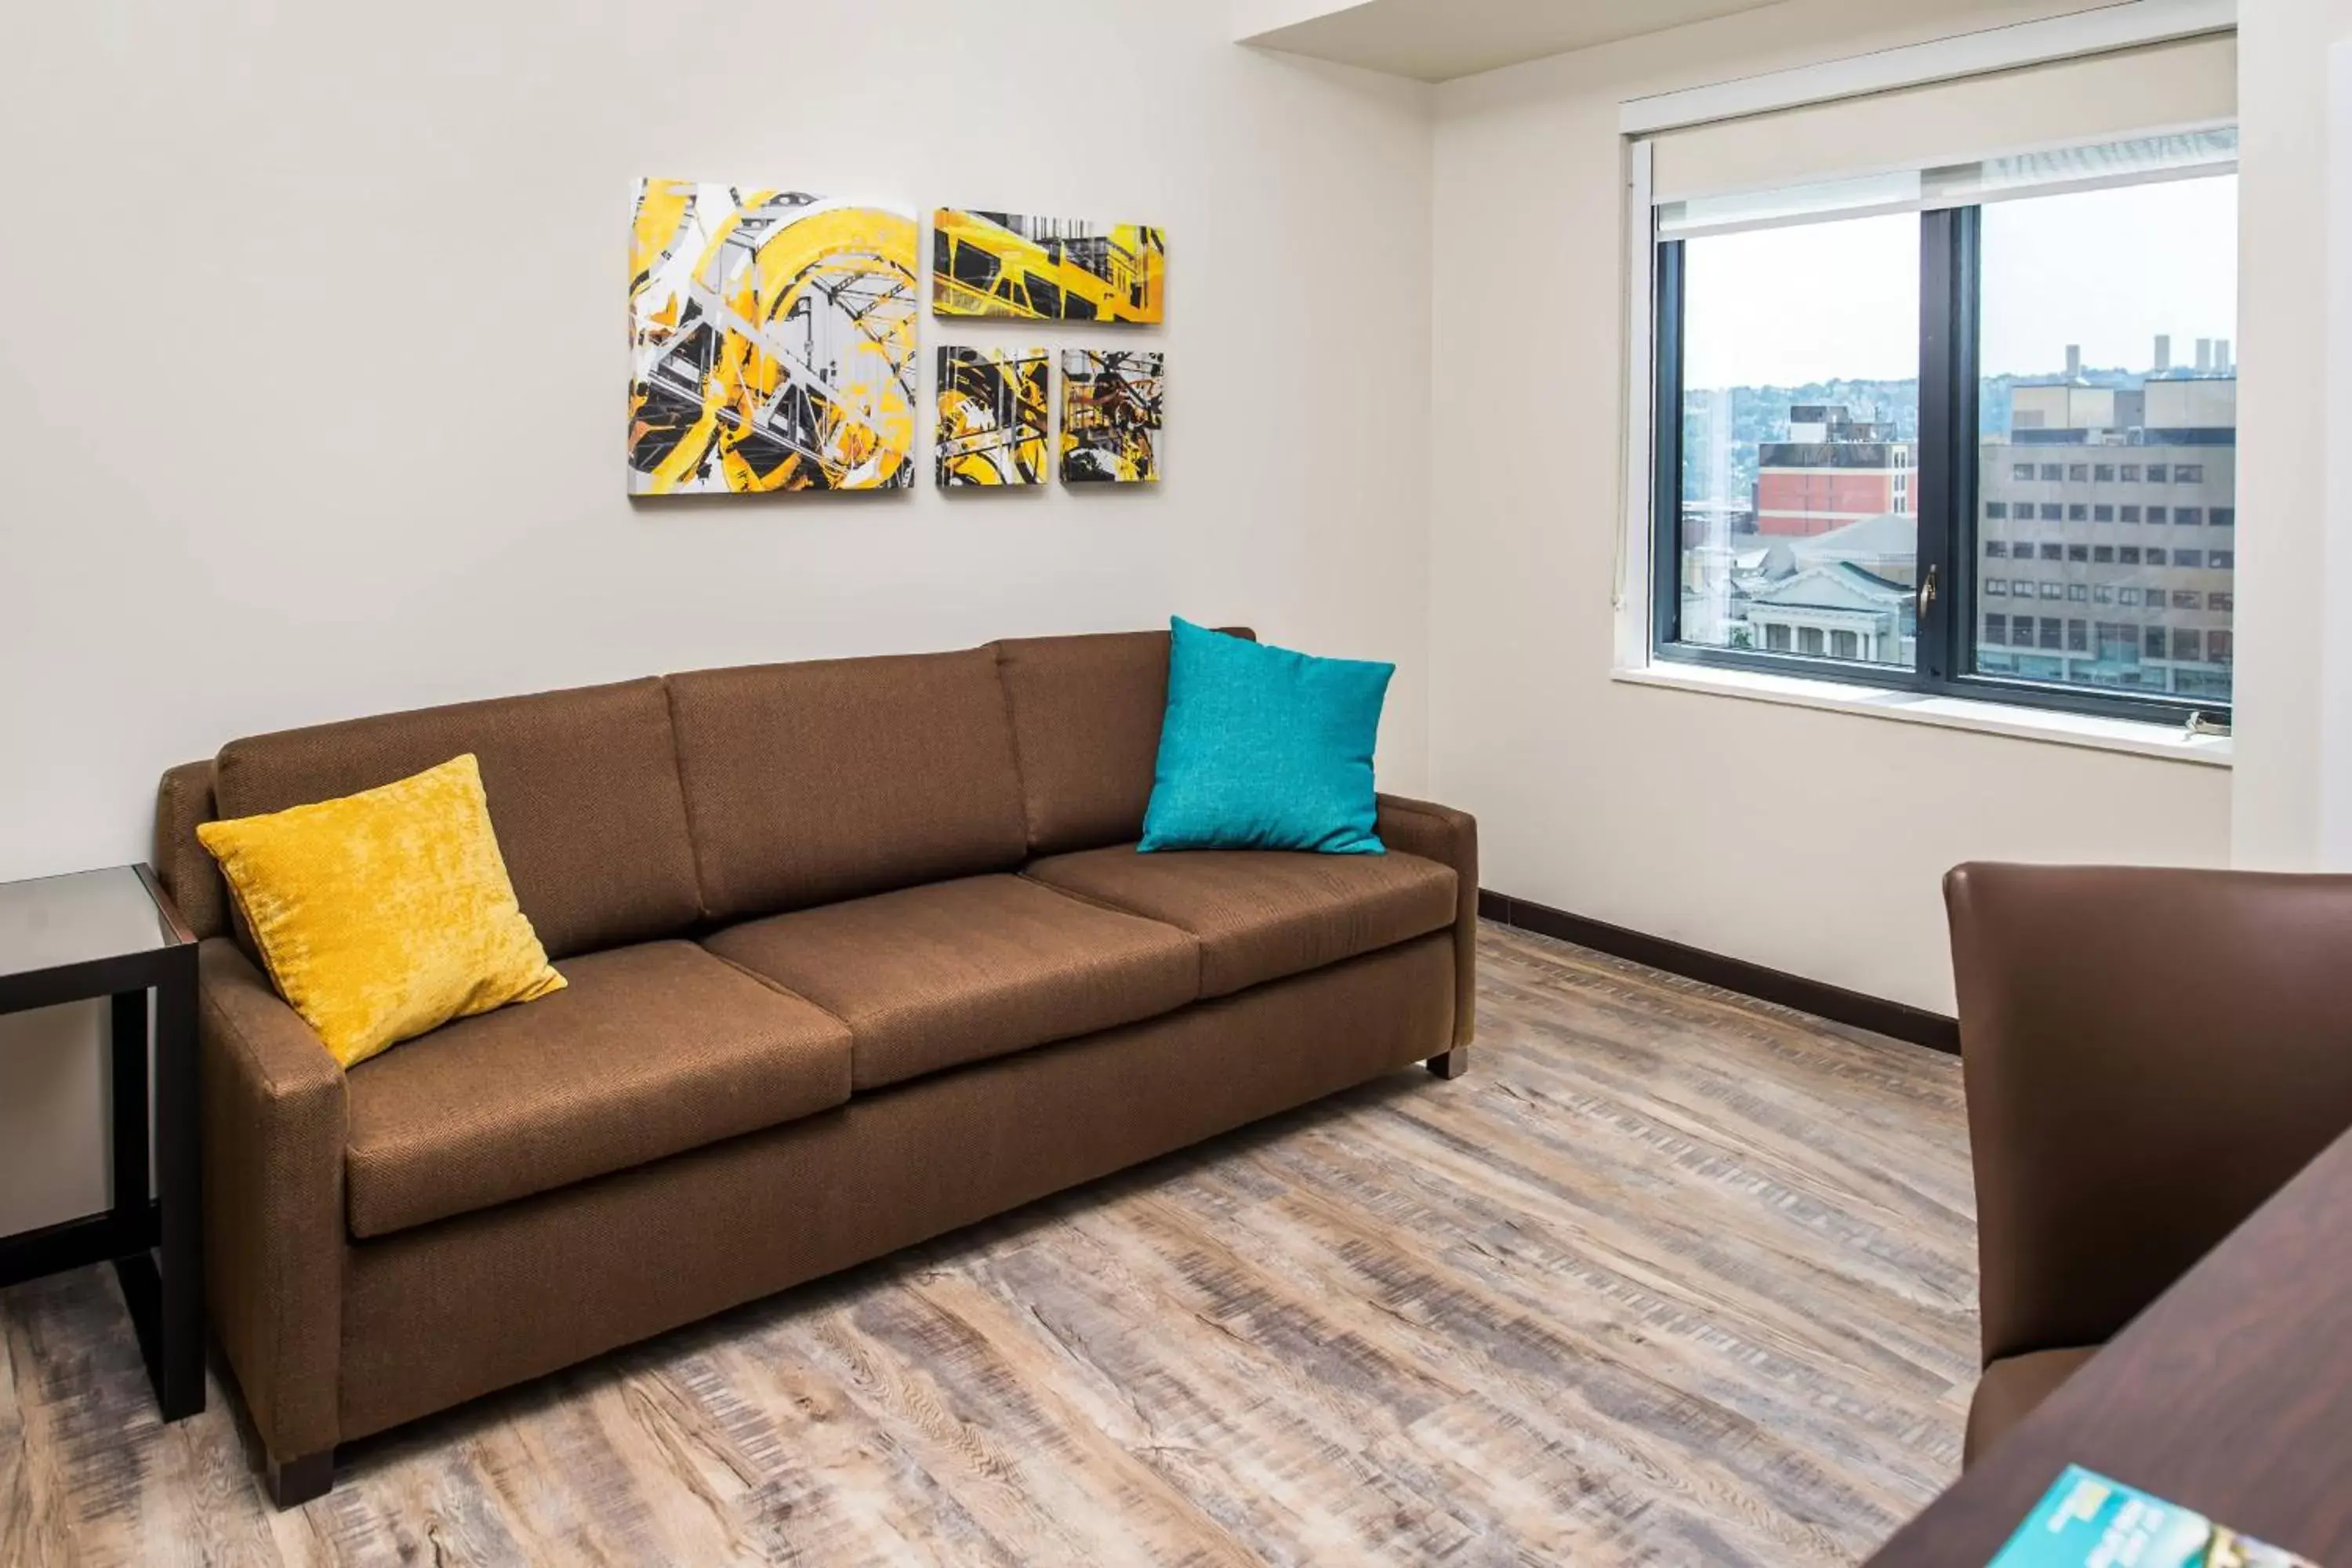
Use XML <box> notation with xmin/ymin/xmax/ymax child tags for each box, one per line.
<box><xmin>1138</xmin><ymin>618</ymin><xmax>1392</xmax><ymax>855</ymax></box>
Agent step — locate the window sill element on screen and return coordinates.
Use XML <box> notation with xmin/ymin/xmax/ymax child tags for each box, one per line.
<box><xmin>1613</xmin><ymin>661</ymin><xmax>2233</xmax><ymax>768</ymax></box>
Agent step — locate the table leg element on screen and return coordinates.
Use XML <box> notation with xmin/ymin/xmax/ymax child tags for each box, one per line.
<box><xmin>107</xmin><ymin>992</ymin><xmax>151</xmax><ymax>1254</ymax></box>
<box><xmin>112</xmin><ymin>956</ymin><xmax>204</xmax><ymax>1421</ymax></box>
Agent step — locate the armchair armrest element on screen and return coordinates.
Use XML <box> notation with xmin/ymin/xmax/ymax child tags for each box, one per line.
<box><xmin>198</xmin><ymin>938</ymin><xmax>347</xmax><ymax>1461</ymax></box>
<box><xmin>1945</xmin><ymin>863</ymin><xmax>2352</xmax><ymax>1367</ymax></box>
<box><xmin>1377</xmin><ymin>794</ymin><xmax>1478</xmax><ymax>1047</ymax></box>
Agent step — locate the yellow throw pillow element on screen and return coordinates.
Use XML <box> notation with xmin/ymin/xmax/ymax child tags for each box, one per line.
<box><xmin>197</xmin><ymin>754</ymin><xmax>565</xmax><ymax>1068</ymax></box>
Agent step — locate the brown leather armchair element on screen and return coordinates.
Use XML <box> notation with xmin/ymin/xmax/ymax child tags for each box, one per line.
<box><xmin>1945</xmin><ymin>862</ymin><xmax>2352</xmax><ymax>1467</ymax></box>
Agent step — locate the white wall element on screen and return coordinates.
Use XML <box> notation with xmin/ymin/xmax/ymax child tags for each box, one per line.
<box><xmin>1428</xmin><ymin>0</ymin><xmax>2237</xmax><ymax>1015</ymax></box>
<box><xmin>0</xmin><ymin>2</ymin><xmax>1433</xmax><ymax>1233</ymax></box>
<box><xmin>2237</xmin><ymin>0</ymin><xmax>2352</xmax><ymax>868</ymax></box>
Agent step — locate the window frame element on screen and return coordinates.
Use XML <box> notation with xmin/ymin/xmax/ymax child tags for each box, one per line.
<box><xmin>1646</xmin><ymin>198</ymin><xmax>2228</xmax><ymax>728</ymax></box>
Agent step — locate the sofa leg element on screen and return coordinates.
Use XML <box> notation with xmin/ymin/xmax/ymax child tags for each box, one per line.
<box><xmin>265</xmin><ymin>1448</ymin><xmax>335</xmax><ymax>1509</ymax></box>
<box><xmin>1425</xmin><ymin>1047</ymin><xmax>1471</xmax><ymax>1080</ymax></box>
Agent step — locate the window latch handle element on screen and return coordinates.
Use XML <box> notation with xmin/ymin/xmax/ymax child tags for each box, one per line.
<box><xmin>1918</xmin><ymin>563</ymin><xmax>1940</xmax><ymax>618</ymax></box>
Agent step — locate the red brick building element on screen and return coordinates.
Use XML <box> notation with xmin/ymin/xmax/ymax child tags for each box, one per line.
<box><xmin>1755</xmin><ymin>405</ymin><xmax>1913</xmax><ymax>538</ymax></box>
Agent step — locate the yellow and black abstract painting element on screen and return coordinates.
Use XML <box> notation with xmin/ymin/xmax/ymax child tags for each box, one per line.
<box><xmin>936</xmin><ymin>348</ymin><xmax>1049</xmax><ymax>487</ymax></box>
<box><xmin>934</xmin><ymin>210</ymin><xmax>1165</xmax><ymax>324</ymax></box>
<box><xmin>629</xmin><ymin>180</ymin><xmax>919</xmax><ymax>494</ymax></box>
<box><xmin>1061</xmin><ymin>350</ymin><xmax>1163</xmax><ymax>485</ymax></box>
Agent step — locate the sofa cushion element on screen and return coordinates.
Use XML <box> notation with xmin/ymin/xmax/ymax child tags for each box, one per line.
<box><xmin>343</xmin><ymin>941</ymin><xmax>851</xmax><ymax>1238</ymax></box>
<box><xmin>668</xmin><ymin>649</ymin><xmax>1031</xmax><ymax>921</ymax></box>
<box><xmin>1963</xmin><ymin>1345</ymin><xmax>2100</xmax><ymax>1468</ymax></box>
<box><xmin>703</xmin><ymin>875</ymin><xmax>1200</xmax><ymax>1092</ymax></box>
<box><xmin>1022</xmin><ymin>846</ymin><xmax>1457</xmax><ymax>997</ymax></box>
<box><xmin>993</xmin><ymin>627</ymin><xmax>1258</xmax><ymax>857</ymax></box>
<box><xmin>212</xmin><ymin>678</ymin><xmax>701</xmax><ymax>961</ymax></box>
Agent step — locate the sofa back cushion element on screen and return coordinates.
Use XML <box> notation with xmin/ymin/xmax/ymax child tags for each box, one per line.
<box><xmin>155</xmin><ymin>760</ymin><xmax>230</xmax><ymax>941</ymax></box>
<box><xmin>993</xmin><ymin>628</ymin><xmax>1255</xmax><ymax>855</ymax></box>
<box><xmin>668</xmin><ymin>648</ymin><xmax>1030</xmax><ymax>920</ymax></box>
<box><xmin>210</xmin><ymin>679</ymin><xmax>702</xmax><ymax>960</ymax></box>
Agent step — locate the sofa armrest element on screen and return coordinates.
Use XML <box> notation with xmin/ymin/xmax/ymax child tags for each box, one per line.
<box><xmin>198</xmin><ymin>938</ymin><xmax>347</xmax><ymax>1461</ymax></box>
<box><xmin>1377</xmin><ymin>794</ymin><xmax>1477</xmax><ymax>1047</ymax></box>
<box><xmin>1945</xmin><ymin>863</ymin><xmax>2352</xmax><ymax>1367</ymax></box>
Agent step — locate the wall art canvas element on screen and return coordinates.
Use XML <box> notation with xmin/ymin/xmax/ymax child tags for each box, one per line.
<box><xmin>936</xmin><ymin>347</ymin><xmax>1050</xmax><ymax>487</ymax></box>
<box><xmin>1061</xmin><ymin>350</ymin><xmax>1163</xmax><ymax>485</ymax></box>
<box><xmin>629</xmin><ymin>180</ymin><xmax>919</xmax><ymax>494</ymax></box>
<box><xmin>934</xmin><ymin>209</ymin><xmax>1166</xmax><ymax>324</ymax></box>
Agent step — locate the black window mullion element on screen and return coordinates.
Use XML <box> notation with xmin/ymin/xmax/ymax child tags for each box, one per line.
<box><xmin>1651</xmin><ymin>238</ymin><xmax>1685</xmax><ymax>653</ymax></box>
<box><xmin>1917</xmin><ymin>208</ymin><xmax>1973</xmax><ymax>688</ymax></box>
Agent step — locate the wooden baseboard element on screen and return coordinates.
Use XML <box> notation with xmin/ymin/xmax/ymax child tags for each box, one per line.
<box><xmin>1479</xmin><ymin>890</ymin><xmax>1959</xmax><ymax>1055</ymax></box>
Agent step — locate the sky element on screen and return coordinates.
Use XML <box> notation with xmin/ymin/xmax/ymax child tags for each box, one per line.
<box><xmin>1679</xmin><ymin>173</ymin><xmax>2238</xmax><ymax>390</ymax></box>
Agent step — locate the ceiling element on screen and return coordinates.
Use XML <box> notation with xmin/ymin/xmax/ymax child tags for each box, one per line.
<box><xmin>1232</xmin><ymin>0</ymin><xmax>1788</xmax><ymax>82</ymax></box>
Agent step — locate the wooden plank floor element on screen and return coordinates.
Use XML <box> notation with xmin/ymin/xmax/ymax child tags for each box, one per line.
<box><xmin>0</xmin><ymin>924</ymin><xmax>1976</xmax><ymax>1566</ymax></box>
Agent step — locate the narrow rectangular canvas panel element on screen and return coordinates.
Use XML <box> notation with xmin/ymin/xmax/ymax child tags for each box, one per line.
<box><xmin>934</xmin><ymin>210</ymin><xmax>1166</xmax><ymax>324</ymax></box>
<box><xmin>1061</xmin><ymin>350</ymin><xmax>1163</xmax><ymax>485</ymax></box>
<box><xmin>936</xmin><ymin>347</ymin><xmax>1050</xmax><ymax>487</ymax></box>
<box><xmin>629</xmin><ymin>181</ymin><xmax>920</xmax><ymax>494</ymax></box>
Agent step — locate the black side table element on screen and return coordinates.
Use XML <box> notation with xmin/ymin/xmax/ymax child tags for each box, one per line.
<box><xmin>0</xmin><ymin>864</ymin><xmax>202</xmax><ymax>1420</ymax></box>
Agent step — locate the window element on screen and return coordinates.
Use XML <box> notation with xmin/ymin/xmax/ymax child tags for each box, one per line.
<box><xmin>1664</xmin><ymin>212</ymin><xmax>1916</xmax><ymax>668</ymax></box>
<box><xmin>2172</xmin><ymin>628</ymin><xmax>2203</xmax><ymax>661</ymax></box>
<box><xmin>2210</xmin><ymin>630</ymin><xmax>2234</xmax><ymax>662</ymax></box>
<box><xmin>2172</xmin><ymin>590</ymin><xmax>2202</xmax><ymax>609</ymax></box>
<box><xmin>2212</xmin><ymin>507</ymin><xmax>2236</xmax><ymax>528</ymax></box>
<box><xmin>1651</xmin><ymin>156</ymin><xmax>2238</xmax><ymax>718</ymax></box>
<box><xmin>2209</xmin><ymin>592</ymin><xmax>2234</xmax><ymax>612</ymax></box>
<box><xmin>2210</xmin><ymin>550</ymin><xmax>2234</xmax><ymax>568</ymax></box>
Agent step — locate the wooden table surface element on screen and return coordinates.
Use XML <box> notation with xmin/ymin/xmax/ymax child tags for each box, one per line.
<box><xmin>1869</xmin><ymin>1123</ymin><xmax>2352</xmax><ymax>1564</ymax></box>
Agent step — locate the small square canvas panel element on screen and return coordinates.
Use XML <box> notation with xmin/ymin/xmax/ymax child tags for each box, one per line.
<box><xmin>934</xmin><ymin>210</ymin><xmax>1165</xmax><ymax>324</ymax></box>
<box><xmin>1061</xmin><ymin>350</ymin><xmax>1163</xmax><ymax>485</ymax></box>
<box><xmin>936</xmin><ymin>348</ymin><xmax>1050</xmax><ymax>487</ymax></box>
<box><xmin>630</xmin><ymin>181</ymin><xmax>919</xmax><ymax>494</ymax></box>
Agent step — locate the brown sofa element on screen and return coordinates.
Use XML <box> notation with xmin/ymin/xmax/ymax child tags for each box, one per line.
<box><xmin>152</xmin><ymin>628</ymin><xmax>1477</xmax><ymax>1507</ymax></box>
<box><xmin>1944</xmin><ymin>862</ymin><xmax>2352</xmax><ymax>1467</ymax></box>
